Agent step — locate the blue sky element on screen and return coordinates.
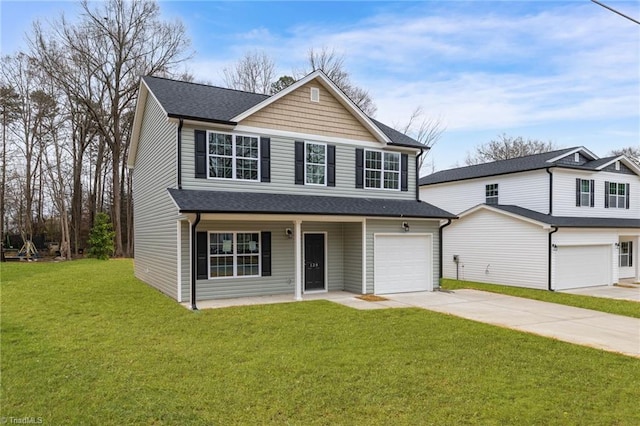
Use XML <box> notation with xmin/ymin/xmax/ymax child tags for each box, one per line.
<box><xmin>1</xmin><ymin>1</ymin><xmax>639</xmax><ymax>171</ymax></box>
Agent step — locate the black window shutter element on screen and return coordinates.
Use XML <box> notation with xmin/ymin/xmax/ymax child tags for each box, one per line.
<box><xmin>260</xmin><ymin>137</ymin><xmax>270</xmax><ymax>182</ymax></box>
<box><xmin>327</xmin><ymin>144</ymin><xmax>336</xmax><ymax>187</ymax></box>
<box><xmin>196</xmin><ymin>232</ymin><xmax>208</xmax><ymax>279</ymax></box>
<box><xmin>355</xmin><ymin>148</ymin><xmax>364</xmax><ymax>188</ymax></box>
<box><xmin>400</xmin><ymin>153</ymin><xmax>409</xmax><ymax>192</ymax></box>
<box><xmin>295</xmin><ymin>141</ymin><xmax>304</xmax><ymax>185</ymax></box>
<box><xmin>626</xmin><ymin>183</ymin><xmax>630</xmax><ymax>209</ymax></box>
<box><xmin>195</xmin><ymin>130</ymin><xmax>207</xmax><ymax>179</ymax></box>
<box><xmin>604</xmin><ymin>181</ymin><xmax>609</xmax><ymax>208</ymax></box>
<box><xmin>575</xmin><ymin>178</ymin><xmax>581</xmax><ymax>206</ymax></box>
<box><xmin>630</xmin><ymin>242</ymin><xmax>634</xmax><ymax>267</ymax></box>
<box><xmin>261</xmin><ymin>231</ymin><xmax>272</xmax><ymax>277</ymax></box>
<box><xmin>590</xmin><ymin>179</ymin><xmax>595</xmax><ymax>207</ymax></box>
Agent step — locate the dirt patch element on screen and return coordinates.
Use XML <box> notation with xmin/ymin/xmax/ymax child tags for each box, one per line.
<box><xmin>356</xmin><ymin>294</ymin><xmax>389</xmax><ymax>302</ymax></box>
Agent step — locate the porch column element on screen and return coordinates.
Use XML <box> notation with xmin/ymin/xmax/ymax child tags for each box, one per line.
<box><xmin>294</xmin><ymin>219</ymin><xmax>303</xmax><ymax>301</ymax></box>
<box><xmin>636</xmin><ymin>236</ymin><xmax>640</xmax><ymax>283</ymax></box>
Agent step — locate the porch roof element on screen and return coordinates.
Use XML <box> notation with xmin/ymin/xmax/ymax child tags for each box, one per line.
<box><xmin>492</xmin><ymin>205</ymin><xmax>640</xmax><ymax>228</ymax></box>
<box><xmin>168</xmin><ymin>189</ymin><xmax>456</xmax><ymax>219</ymax></box>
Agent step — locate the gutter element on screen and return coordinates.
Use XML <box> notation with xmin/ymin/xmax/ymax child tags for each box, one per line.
<box><xmin>167</xmin><ymin>113</ymin><xmax>236</xmax><ymax>126</ymax></box>
<box><xmin>545</xmin><ymin>167</ymin><xmax>553</xmax><ymax>215</ymax></box>
<box><xmin>548</xmin><ymin>226</ymin><xmax>559</xmax><ymax>291</ymax></box>
<box><xmin>177</xmin><ymin>119</ymin><xmax>183</xmax><ymax>189</ymax></box>
<box><xmin>438</xmin><ymin>218</ymin><xmax>453</xmax><ymax>287</ymax></box>
<box><xmin>190</xmin><ymin>213</ymin><xmax>201</xmax><ymax>310</ymax></box>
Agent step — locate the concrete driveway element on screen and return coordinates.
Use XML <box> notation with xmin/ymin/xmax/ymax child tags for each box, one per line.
<box><xmin>560</xmin><ymin>285</ymin><xmax>640</xmax><ymax>302</ymax></box>
<box><xmin>349</xmin><ymin>290</ymin><xmax>640</xmax><ymax>358</ymax></box>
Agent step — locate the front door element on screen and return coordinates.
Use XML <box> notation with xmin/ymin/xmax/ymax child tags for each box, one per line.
<box><xmin>304</xmin><ymin>233</ymin><xmax>325</xmax><ymax>291</ymax></box>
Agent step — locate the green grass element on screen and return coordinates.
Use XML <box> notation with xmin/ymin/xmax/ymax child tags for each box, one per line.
<box><xmin>441</xmin><ymin>279</ymin><xmax>640</xmax><ymax>319</ymax></box>
<box><xmin>2</xmin><ymin>260</ymin><xmax>639</xmax><ymax>425</ymax></box>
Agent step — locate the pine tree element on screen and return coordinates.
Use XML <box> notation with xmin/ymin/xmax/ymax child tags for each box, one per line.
<box><xmin>87</xmin><ymin>213</ymin><xmax>115</xmax><ymax>260</ymax></box>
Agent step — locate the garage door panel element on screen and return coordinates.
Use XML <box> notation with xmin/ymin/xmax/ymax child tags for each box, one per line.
<box><xmin>374</xmin><ymin>234</ymin><xmax>431</xmax><ymax>294</ymax></box>
<box><xmin>555</xmin><ymin>245</ymin><xmax>610</xmax><ymax>290</ymax></box>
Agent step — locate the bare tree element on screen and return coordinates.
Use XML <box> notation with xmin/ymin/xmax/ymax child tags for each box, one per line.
<box><xmin>395</xmin><ymin>106</ymin><xmax>446</xmax><ymax>173</ymax></box>
<box><xmin>223</xmin><ymin>50</ymin><xmax>276</xmax><ymax>95</ymax></box>
<box><xmin>0</xmin><ymin>85</ymin><xmax>21</xmax><ymax>248</ymax></box>
<box><xmin>301</xmin><ymin>47</ymin><xmax>377</xmax><ymax>116</ymax></box>
<box><xmin>31</xmin><ymin>0</ymin><xmax>191</xmax><ymax>256</ymax></box>
<box><xmin>610</xmin><ymin>146</ymin><xmax>640</xmax><ymax>166</ymax></box>
<box><xmin>465</xmin><ymin>134</ymin><xmax>557</xmax><ymax>165</ymax></box>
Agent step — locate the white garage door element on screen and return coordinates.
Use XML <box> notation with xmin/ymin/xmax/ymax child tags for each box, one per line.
<box><xmin>555</xmin><ymin>245</ymin><xmax>611</xmax><ymax>290</ymax></box>
<box><xmin>374</xmin><ymin>234</ymin><xmax>431</xmax><ymax>294</ymax></box>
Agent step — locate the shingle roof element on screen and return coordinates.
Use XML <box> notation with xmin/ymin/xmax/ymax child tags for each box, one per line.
<box><xmin>419</xmin><ymin>147</ymin><xmax>580</xmax><ymax>185</ymax></box>
<box><xmin>143</xmin><ymin>76</ymin><xmax>268</xmax><ymax>124</ymax></box>
<box><xmin>143</xmin><ymin>76</ymin><xmax>422</xmax><ymax>147</ymax></box>
<box><xmin>491</xmin><ymin>205</ymin><xmax>640</xmax><ymax>228</ymax></box>
<box><xmin>168</xmin><ymin>189</ymin><xmax>456</xmax><ymax>219</ymax></box>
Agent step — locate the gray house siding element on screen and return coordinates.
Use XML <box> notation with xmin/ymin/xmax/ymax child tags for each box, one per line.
<box><xmin>343</xmin><ymin>222</ymin><xmax>363</xmax><ymax>293</ymax></box>
<box><xmin>365</xmin><ymin>219</ymin><xmax>440</xmax><ymax>294</ymax></box>
<box><xmin>132</xmin><ymin>95</ymin><xmax>179</xmax><ymax>299</ymax></box>
<box><xmin>181</xmin><ymin>127</ymin><xmax>417</xmax><ymax>200</ymax></box>
<box><xmin>179</xmin><ymin>220</ymin><xmax>190</xmax><ymax>302</ymax></box>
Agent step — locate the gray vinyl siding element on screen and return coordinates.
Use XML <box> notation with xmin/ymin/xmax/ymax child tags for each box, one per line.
<box><xmin>132</xmin><ymin>95</ymin><xmax>179</xmax><ymax>299</ymax></box>
<box><xmin>181</xmin><ymin>127</ymin><xmax>416</xmax><ymax>200</ymax></box>
<box><xmin>365</xmin><ymin>219</ymin><xmax>440</xmax><ymax>294</ymax></box>
<box><xmin>343</xmin><ymin>222</ymin><xmax>363</xmax><ymax>293</ymax></box>
<box><xmin>179</xmin><ymin>220</ymin><xmax>190</xmax><ymax>302</ymax></box>
<box><xmin>194</xmin><ymin>221</ymin><xmax>295</xmax><ymax>300</ymax></box>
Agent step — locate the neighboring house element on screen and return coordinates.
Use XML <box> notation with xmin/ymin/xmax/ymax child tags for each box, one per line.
<box><xmin>128</xmin><ymin>70</ymin><xmax>455</xmax><ymax>308</ymax></box>
<box><xmin>419</xmin><ymin>147</ymin><xmax>640</xmax><ymax>290</ymax></box>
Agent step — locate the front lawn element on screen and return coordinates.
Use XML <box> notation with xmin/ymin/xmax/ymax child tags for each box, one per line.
<box><xmin>441</xmin><ymin>279</ymin><xmax>640</xmax><ymax>319</ymax></box>
<box><xmin>2</xmin><ymin>260</ymin><xmax>639</xmax><ymax>424</ymax></box>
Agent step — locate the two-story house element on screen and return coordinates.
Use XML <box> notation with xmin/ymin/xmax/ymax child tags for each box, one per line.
<box><xmin>419</xmin><ymin>147</ymin><xmax>640</xmax><ymax>290</ymax></box>
<box><xmin>128</xmin><ymin>70</ymin><xmax>455</xmax><ymax>308</ymax></box>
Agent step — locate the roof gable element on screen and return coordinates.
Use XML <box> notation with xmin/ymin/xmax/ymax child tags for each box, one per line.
<box><xmin>238</xmin><ymin>80</ymin><xmax>381</xmax><ymax>142</ymax></box>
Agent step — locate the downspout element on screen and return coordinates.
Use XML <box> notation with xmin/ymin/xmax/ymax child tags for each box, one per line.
<box><xmin>548</xmin><ymin>226</ymin><xmax>558</xmax><ymax>291</ymax></box>
<box><xmin>177</xmin><ymin>119</ymin><xmax>183</xmax><ymax>190</ymax></box>
<box><xmin>545</xmin><ymin>167</ymin><xmax>553</xmax><ymax>215</ymax></box>
<box><xmin>438</xmin><ymin>218</ymin><xmax>453</xmax><ymax>289</ymax></box>
<box><xmin>416</xmin><ymin>148</ymin><xmax>424</xmax><ymax>201</ymax></box>
<box><xmin>190</xmin><ymin>212</ymin><xmax>201</xmax><ymax>310</ymax></box>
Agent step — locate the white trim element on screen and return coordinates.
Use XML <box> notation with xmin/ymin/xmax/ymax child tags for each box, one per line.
<box><xmin>177</xmin><ymin>221</ymin><xmax>182</xmax><ymax>302</ymax></box>
<box><xmin>198</xmin><ymin>213</ymin><xmax>365</xmax><ymax>222</ymax></box>
<box><xmin>168</xmin><ymin>117</ymin><xmax>236</xmax><ymax>132</ymax></box>
<box><xmin>546</xmin><ymin>147</ymin><xmax>598</xmax><ymax>163</ymax></box>
<box><xmin>207</xmin><ymin>231</ymin><xmax>261</xmax><ymax>279</ymax></box>
<box><xmin>230</xmin><ymin>70</ymin><xmax>392</xmax><ymax>144</ymax></box>
<box><xmin>206</xmin><ymin>130</ymin><xmax>261</xmax><ymax>182</ymax></box>
<box><xmin>294</xmin><ymin>220</ymin><xmax>302</xmax><ymax>300</ymax></box>
<box><xmin>302</xmin><ymin>232</ymin><xmax>328</xmax><ymax>293</ymax></box>
<box><xmin>362</xmin><ymin>219</ymin><xmax>367</xmax><ymax>294</ymax></box>
<box><xmin>363</xmin><ymin>149</ymin><xmax>401</xmax><ymax>191</ymax></box>
<box><xmin>310</xmin><ymin>87</ymin><xmax>320</xmax><ymax>103</ymax></box>
<box><xmin>456</xmin><ymin>204</ymin><xmax>551</xmax><ymax>229</ymax></box>
<box><xmin>304</xmin><ymin>141</ymin><xmax>327</xmax><ymax>186</ymax></box>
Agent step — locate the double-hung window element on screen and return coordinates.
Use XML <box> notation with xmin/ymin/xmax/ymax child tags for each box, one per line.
<box><xmin>619</xmin><ymin>241</ymin><xmax>633</xmax><ymax>268</ymax></box>
<box><xmin>607</xmin><ymin>182</ymin><xmax>627</xmax><ymax>209</ymax></box>
<box><xmin>209</xmin><ymin>232</ymin><xmax>260</xmax><ymax>278</ymax></box>
<box><xmin>208</xmin><ymin>132</ymin><xmax>259</xmax><ymax>180</ymax></box>
<box><xmin>364</xmin><ymin>150</ymin><xmax>400</xmax><ymax>190</ymax></box>
<box><xmin>485</xmin><ymin>184</ymin><xmax>499</xmax><ymax>205</ymax></box>
<box><xmin>305</xmin><ymin>142</ymin><xmax>326</xmax><ymax>185</ymax></box>
<box><xmin>579</xmin><ymin>179</ymin><xmax>592</xmax><ymax>207</ymax></box>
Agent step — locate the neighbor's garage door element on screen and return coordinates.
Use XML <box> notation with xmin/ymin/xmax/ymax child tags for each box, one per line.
<box><xmin>555</xmin><ymin>245</ymin><xmax>611</xmax><ymax>290</ymax></box>
<box><xmin>374</xmin><ymin>234</ymin><xmax>431</xmax><ymax>294</ymax></box>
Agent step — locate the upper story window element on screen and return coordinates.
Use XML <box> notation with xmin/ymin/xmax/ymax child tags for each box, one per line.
<box><xmin>365</xmin><ymin>150</ymin><xmax>400</xmax><ymax>190</ymax></box>
<box><xmin>305</xmin><ymin>142</ymin><xmax>326</xmax><ymax>185</ymax></box>
<box><xmin>485</xmin><ymin>184</ymin><xmax>499</xmax><ymax>205</ymax></box>
<box><xmin>209</xmin><ymin>232</ymin><xmax>260</xmax><ymax>278</ymax></box>
<box><xmin>576</xmin><ymin>178</ymin><xmax>594</xmax><ymax>207</ymax></box>
<box><xmin>208</xmin><ymin>132</ymin><xmax>259</xmax><ymax>180</ymax></box>
<box><xmin>606</xmin><ymin>182</ymin><xmax>629</xmax><ymax>209</ymax></box>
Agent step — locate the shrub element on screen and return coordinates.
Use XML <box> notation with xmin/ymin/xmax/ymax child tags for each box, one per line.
<box><xmin>87</xmin><ymin>212</ymin><xmax>115</xmax><ymax>260</ymax></box>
